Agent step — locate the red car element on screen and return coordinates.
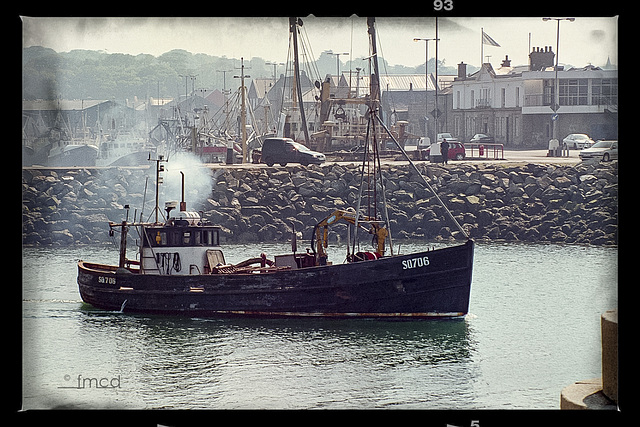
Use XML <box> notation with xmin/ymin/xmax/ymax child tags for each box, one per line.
<box><xmin>425</xmin><ymin>142</ymin><xmax>466</xmax><ymax>160</ymax></box>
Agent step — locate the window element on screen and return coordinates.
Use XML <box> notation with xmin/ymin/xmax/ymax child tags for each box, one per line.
<box><xmin>478</xmin><ymin>88</ymin><xmax>491</xmax><ymax>107</ymax></box>
<box><xmin>559</xmin><ymin>79</ymin><xmax>588</xmax><ymax>106</ymax></box>
<box><xmin>144</xmin><ymin>227</ymin><xmax>220</xmax><ymax>247</ymax></box>
<box><xmin>501</xmin><ymin>88</ymin><xmax>506</xmax><ymax>108</ymax></box>
<box><xmin>157</xmin><ymin>231</ymin><xmax>167</xmax><ymax>246</ymax></box>
<box><xmin>202</xmin><ymin>229</ymin><xmax>220</xmax><ymax>246</ymax></box>
<box><xmin>592</xmin><ymin>78</ymin><xmax>618</xmax><ymax>106</ymax></box>
<box><xmin>515</xmin><ymin>87</ymin><xmax>520</xmax><ymax>107</ymax></box>
<box><xmin>182</xmin><ymin>231</ymin><xmax>191</xmax><ymax>245</ymax></box>
<box><xmin>543</xmin><ymin>80</ymin><xmax>554</xmax><ymax>105</ymax></box>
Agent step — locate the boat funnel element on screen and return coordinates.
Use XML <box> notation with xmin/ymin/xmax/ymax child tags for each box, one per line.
<box><xmin>180</xmin><ymin>171</ymin><xmax>187</xmax><ymax>211</ymax></box>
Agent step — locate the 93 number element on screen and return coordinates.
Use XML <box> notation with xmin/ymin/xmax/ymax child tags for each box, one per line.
<box><xmin>434</xmin><ymin>0</ymin><xmax>453</xmax><ymax>10</ymax></box>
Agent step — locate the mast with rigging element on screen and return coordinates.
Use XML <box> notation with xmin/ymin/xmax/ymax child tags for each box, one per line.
<box><xmin>289</xmin><ymin>17</ymin><xmax>310</xmax><ymax>146</ymax></box>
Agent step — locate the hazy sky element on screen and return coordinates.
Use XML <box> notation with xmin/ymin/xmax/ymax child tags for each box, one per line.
<box><xmin>22</xmin><ymin>16</ymin><xmax>618</xmax><ymax>69</ymax></box>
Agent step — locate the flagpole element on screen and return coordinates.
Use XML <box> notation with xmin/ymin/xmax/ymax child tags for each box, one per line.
<box><xmin>481</xmin><ymin>27</ymin><xmax>484</xmax><ymax>66</ymax></box>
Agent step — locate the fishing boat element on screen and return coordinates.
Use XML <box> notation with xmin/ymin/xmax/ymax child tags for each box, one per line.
<box><xmin>77</xmin><ymin>17</ymin><xmax>474</xmax><ymax>319</ymax></box>
<box><xmin>77</xmin><ymin>174</ymin><xmax>474</xmax><ymax>318</ymax></box>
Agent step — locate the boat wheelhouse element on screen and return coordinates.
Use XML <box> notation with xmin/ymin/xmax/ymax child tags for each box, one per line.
<box><xmin>138</xmin><ymin>206</ymin><xmax>224</xmax><ymax>276</ymax></box>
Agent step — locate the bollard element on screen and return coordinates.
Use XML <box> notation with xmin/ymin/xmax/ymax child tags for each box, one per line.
<box><xmin>560</xmin><ymin>309</ymin><xmax>618</xmax><ymax>410</ymax></box>
<box><xmin>601</xmin><ymin>309</ymin><xmax>618</xmax><ymax>403</ymax></box>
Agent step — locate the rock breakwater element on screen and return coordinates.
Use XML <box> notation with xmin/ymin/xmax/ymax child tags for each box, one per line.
<box><xmin>22</xmin><ymin>160</ymin><xmax>618</xmax><ymax>247</ymax></box>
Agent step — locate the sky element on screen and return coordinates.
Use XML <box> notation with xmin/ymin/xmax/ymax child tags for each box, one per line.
<box><xmin>22</xmin><ymin>15</ymin><xmax>618</xmax><ymax>70</ymax></box>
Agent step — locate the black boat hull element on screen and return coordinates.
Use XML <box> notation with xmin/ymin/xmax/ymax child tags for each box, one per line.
<box><xmin>78</xmin><ymin>240</ymin><xmax>474</xmax><ymax>319</ymax></box>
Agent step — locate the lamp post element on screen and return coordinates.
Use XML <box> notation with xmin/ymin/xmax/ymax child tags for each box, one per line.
<box><xmin>265</xmin><ymin>62</ymin><xmax>284</xmax><ymax>86</ymax></box>
<box><xmin>325</xmin><ymin>51</ymin><xmax>350</xmax><ymax>77</ymax></box>
<box><xmin>542</xmin><ymin>17</ymin><xmax>575</xmax><ymax>156</ymax></box>
<box><xmin>413</xmin><ymin>37</ymin><xmax>437</xmax><ymax>140</ymax></box>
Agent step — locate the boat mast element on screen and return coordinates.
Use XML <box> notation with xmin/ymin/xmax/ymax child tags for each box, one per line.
<box><xmin>367</xmin><ymin>17</ymin><xmax>381</xmax><ymax>110</ymax></box>
<box><xmin>149</xmin><ymin>154</ymin><xmax>167</xmax><ymax>224</ymax></box>
<box><xmin>234</xmin><ymin>58</ymin><xmax>250</xmax><ymax>163</ymax></box>
<box><xmin>289</xmin><ymin>17</ymin><xmax>310</xmax><ymax>145</ymax></box>
<box><xmin>352</xmin><ymin>17</ymin><xmax>394</xmax><ymax>256</ymax></box>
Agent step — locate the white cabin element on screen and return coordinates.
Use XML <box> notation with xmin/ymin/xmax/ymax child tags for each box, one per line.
<box><xmin>139</xmin><ymin>210</ymin><xmax>225</xmax><ymax>275</ymax></box>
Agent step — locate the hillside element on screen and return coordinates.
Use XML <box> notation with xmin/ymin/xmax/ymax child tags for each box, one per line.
<box><xmin>22</xmin><ymin>46</ymin><xmax>464</xmax><ymax>101</ymax></box>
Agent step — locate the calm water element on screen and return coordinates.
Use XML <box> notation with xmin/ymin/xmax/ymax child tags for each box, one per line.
<box><xmin>22</xmin><ymin>241</ymin><xmax>617</xmax><ymax>410</ymax></box>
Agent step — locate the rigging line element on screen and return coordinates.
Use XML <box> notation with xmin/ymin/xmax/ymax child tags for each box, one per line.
<box><xmin>277</xmin><ymin>34</ymin><xmax>294</xmax><ymax>133</ymax></box>
<box><xmin>374</xmin><ymin>113</ymin><xmax>469</xmax><ymax>240</ymax></box>
<box><xmin>373</xmin><ymin>25</ymin><xmax>397</xmax><ymax>119</ymax></box>
<box><xmin>297</xmin><ymin>25</ymin><xmax>322</xmax><ymax>125</ymax></box>
<box><xmin>299</xmin><ymin>24</ymin><xmax>322</xmax><ymax>85</ymax></box>
<box><xmin>353</xmin><ymin>112</ymin><xmax>371</xmax><ymax>251</ymax></box>
<box><xmin>372</xmin><ymin>112</ymin><xmax>394</xmax><ymax>255</ymax></box>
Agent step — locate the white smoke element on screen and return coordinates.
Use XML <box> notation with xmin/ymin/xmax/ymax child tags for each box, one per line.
<box><xmin>158</xmin><ymin>152</ymin><xmax>213</xmax><ymax>212</ymax></box>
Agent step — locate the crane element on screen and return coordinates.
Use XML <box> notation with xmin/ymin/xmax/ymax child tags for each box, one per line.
<box><xmin>311</xmin><ymin>209</ymin><xmax>388</xmax><ymax>266</ymax></box>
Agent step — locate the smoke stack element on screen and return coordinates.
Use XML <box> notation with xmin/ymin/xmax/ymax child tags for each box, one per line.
<box><xmin>179</xmin><ymin>171</ymin><xmax>187</xmax><ymax>211</ymax></box>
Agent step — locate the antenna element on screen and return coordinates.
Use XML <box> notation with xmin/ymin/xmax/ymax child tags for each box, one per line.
<box><xmin>148</xmin><ymin>153</ymin><xmax>167</xmax><ymax>224</ymax></box>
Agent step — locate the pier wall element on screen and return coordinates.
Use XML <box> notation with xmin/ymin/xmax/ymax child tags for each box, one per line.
<box><xmin>22</xmin><ymin>160</ymin><xmax>618</xmax><ymax>247</ymax></box>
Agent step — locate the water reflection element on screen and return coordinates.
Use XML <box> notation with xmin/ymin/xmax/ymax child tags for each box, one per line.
<box><xmin>76</xmin><ymin>310</ymin><xmax>478</xmax><ymax>409</ymax></box>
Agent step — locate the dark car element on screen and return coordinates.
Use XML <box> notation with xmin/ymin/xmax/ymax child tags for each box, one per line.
<box><xmin>261</xmin><ymin>138</ymin><xmax>326</xmax><ymax>167</ymax></box>
<box><xmin>469</xmin><ymin>134</ymin><xmax>495</xmax><ymax>144</ymax></box>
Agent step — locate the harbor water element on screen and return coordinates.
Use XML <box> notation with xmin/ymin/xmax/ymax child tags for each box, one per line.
<box><xmin>22</xmin><ymin>241</ymin><xmax>617</xmax><ymax>410</ymax></box>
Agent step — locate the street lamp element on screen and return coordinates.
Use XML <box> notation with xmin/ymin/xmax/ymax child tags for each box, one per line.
<box><xmin>325</xmin><ymin>50</ymin><xmax>350</xmax><ymax>76</ymax></box>
<box><xmin>265</xmin><ymin>62</ymin><xmax>284</xmax><ymax>85</ymax></box>
<box><xmin>542</xmin><ymin>17</ymin><xmax>575</xmax><ymax>156</ymax></box>
<box><xmin>413</xmin><ymin>37</ymin><xmax>437</xmax><ymax>139</ymax></box>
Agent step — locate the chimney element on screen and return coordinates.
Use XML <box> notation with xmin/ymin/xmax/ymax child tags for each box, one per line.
<box><xmin>529</xmin><ymin>46</ymin><xmax>555</xmax><ymax>71</ymax></box>
<box><xmin>501</xmin><ymin>55</ymin><xmax>511</xmax><ymax>68</ymax></box>
<box><xmin>457</xmin><ymin>62</ymin><xmax>467</xmax><ymax>79</ymax></box>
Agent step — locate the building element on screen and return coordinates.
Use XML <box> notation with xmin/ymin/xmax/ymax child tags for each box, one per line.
<box><xmin>451</xmin><ymin>57</ymin><xmax>526</xmax><ymax>145</ymax></box>
<box><xmin>521</xmin><ymin>64</ymin><xmax>618</xmax><ymax>143</ymax></box>
<box><xmin>451</xmin><ymin>49</ymin><xmax>618</xmax><ymax>146</ymax></box>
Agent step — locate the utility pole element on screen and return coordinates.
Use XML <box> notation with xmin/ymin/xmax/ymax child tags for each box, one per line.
<box><xmin>413</xmin><ymin>37</ymin><xmax>436</xmax><ymax>139</ymax></box>
<box><xmin>543</xmin><ymin>17</ymin><xmax>575</xmax><ymax>156</ymax></box>
<box><xmin>234</xmin><ymin>58</ymin><xmax>250</xmax><ymax>163</ymax></box>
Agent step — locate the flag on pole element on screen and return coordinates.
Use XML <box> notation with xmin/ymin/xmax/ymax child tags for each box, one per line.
<box><xmin>482</xmin><ymin>31</ymin><xmax>501</xmax><ymax>47</ymax></box>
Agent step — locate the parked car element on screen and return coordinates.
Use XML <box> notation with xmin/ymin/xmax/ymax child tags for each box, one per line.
<box><xmin>403</xmin><ymin>137</ymin><xmax>431</xmax><ymax>153</ymax></box>
<box><xmin>425</xmin><ymin>141</ymin><xmax>466</xmax><ymax>161</ymax></box>
<box><xmin>261</xmin><ymin>138</ymin><xmax>325</xmax><ymax>166</ymax></box>
<box><xmin>563</xmin><ymin>133</ymin><xmax>595</xmax><ymax>149</ymax></box>
<box><xmin>579</xmin><ymin>140</ymin><xmax>618</xmax><ymax>162</ymax></box>
<box><xmin>437</xmin><ymin>133</ymin><xmax>458</xmax><ymax>143</ymax></box>
<box><xmin>469</xmin><ymin>133</ymin><xmax>495</xmax><ymax>144</ymax></box>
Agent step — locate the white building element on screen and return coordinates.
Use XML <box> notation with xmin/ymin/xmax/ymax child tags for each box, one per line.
<box><xmin>452</xmin><ymin>57</ymin><xmax>525</xmax><ymax>144</ymax></box>
<box><xmin>451</xmin><ymin>50</ymin><xmax>618</xmax><ymax>146</ymax></box>
<box><xmin>521</xmin><ymin>65</ymin><xmax>618</xmax><ymax>144</ymax></box>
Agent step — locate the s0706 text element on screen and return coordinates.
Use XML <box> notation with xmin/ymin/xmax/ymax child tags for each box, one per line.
<box><xmin>402</xmin><ymin>256</ymin><xmax>430</xmax><ymax>270</ymax></box>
